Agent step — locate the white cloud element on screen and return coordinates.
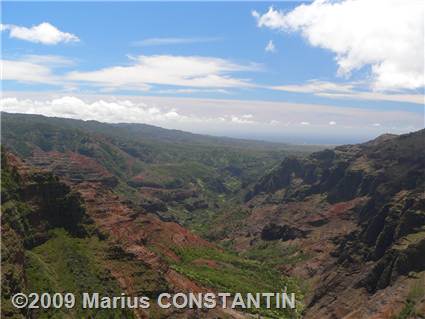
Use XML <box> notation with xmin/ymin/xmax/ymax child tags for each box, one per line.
<box><xmin>300</xmin><ymin>121</ymin><xmax>310</xmax><ymax>125</ymax></box>
<box><xmin>1</xmin><ymin>59</ymin><xmax>59</xmax><ymax>84</ymax></box>
<box><xmin>273</xmin><ymin>80</ymin><xmax>354</xmax><ymax>94</ymax></box>
<box><xmin>155</xmin><ymin>88</ymin><xmax>230</xmax><ymax>95</ymax></box>
<box><xmin>1</xmin><ymin>22</ymin><xmax>79</xmax><ymax>45</ymax></box>
<box><xmin>272</xmin><ymin>80</ymin><xmax>424</xmax><ymax>104</ymax></box>
<box><xmin>329</xmin><ymin>121</ymin><xmax>337</xmax><ymax>125</ymax></box>
<box><xmin>132</xmin><ymin>37</ymin><xmax>220</xmax><ymax>46</ymax></box>
<box><xmin>252</xmin><ymin>9</ymin><xmax>285</xmax><ymax>30</ymax></box>
<box><xmin>372</xmin><ymin>123</ymin><xmax>381</xmax><ymax>127</ymax></box>
<box><xmin>253</xmin><ymin>1</ymin><xmax>424</xmax><ymax>91</ymax></box>
<box><xmin>0</xmin><ymin>96</ymin><xmax>259</xmax><ymax>127</ymax></box>
<box><xmin>0</xmin><ymin>96</ymin><xmax>189</xmax><ymax>124</ymax></box>
<box><xmin>22</xmin><ymin>54</ymin><xmax>76</xmax><ymax>67</ymax></box>
<box><xmin>317</xmin><ymin>91</ymin><xmax>424</xmax><ymax>105</ymax></box>
<box><xmin>230</xmin><ymin>115</ymin><xmax>255</xmax><ymax>124</ymax></box>
<box><xmin>66</xmin><ymin>55</ymin><xmax>257</xmax><ymax>90</ymax></box>
<box><xmin>2</xmin><ymin>54</ymin><xmax>258</xmax><ymax>92</ymax></box>
<box><xmin>1</xmin><ymin>55</ymin><xmax>76</xmax><ymax>86</ymax></box>
<box><xmin>265</xmin><ymin>40</ymin><xmax>276</xmax><ymax>53</ymax></box>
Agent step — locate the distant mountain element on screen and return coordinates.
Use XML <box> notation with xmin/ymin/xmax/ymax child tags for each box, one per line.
<box><xmin>209</xmin><ymin>129</ymin><xmax>425</xmax><ymax>318</ymax></box>
<box><xmin>2</xmin><ymin>112</ymin><xmax>318</xmax><ymax>151</ymax></box>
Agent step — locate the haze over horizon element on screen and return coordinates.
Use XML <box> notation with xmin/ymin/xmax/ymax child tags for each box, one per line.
<box><xmin>1</xmin><ymin>0</ymin><xmax>424</xmax><ymax>144</ymax></box>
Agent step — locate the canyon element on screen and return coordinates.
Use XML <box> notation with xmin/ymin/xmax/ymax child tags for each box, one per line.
<box><xmin>1</xmin><ymin>112</ymin><xmax>424</xmax><ymax>318</ymax></box>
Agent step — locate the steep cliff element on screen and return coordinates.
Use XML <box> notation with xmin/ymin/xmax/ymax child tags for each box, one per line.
<box><xmin>211</xmin><ymin>130</ymin><xmax>425</xmax><ymax>318</ymax></box>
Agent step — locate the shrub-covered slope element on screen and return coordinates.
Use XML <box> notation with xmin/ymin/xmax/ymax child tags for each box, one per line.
<box><xmin>1</xmin><ymin>112</ymin><xmax>318</xmax><ymax>231</ymax></box>
<box><xmin>1</xmin><ymin>150</ymin><xmax>303</xmax><ymax>319</ymax></box>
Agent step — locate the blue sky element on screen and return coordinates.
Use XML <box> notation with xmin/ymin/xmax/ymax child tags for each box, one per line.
<box><xmin>1</xmin><ymin>1</ymin><xmax>424</xmax><ymax>143</ymax></box>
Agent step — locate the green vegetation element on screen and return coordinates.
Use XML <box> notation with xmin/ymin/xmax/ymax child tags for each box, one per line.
<box><xmin>0</xmin><ymin>153</ymin><xmax>134</xmax><ymax>318</ymax></box>
<box><xmin>2</xmin><ymin>113</ymin><xmax>425</xmax><ymax>318</ymax></box>
<box><xmin>243</xmin><ymin>241</ymin><xmax>311</xmax><ymax>266</ymax></box>
<box><xmin>25</xmin><ymin>229</ymin><xmax>134</xmax><ymax>318</ymax></box>
<box><xmin>393</xmin><ymin>272</ymin><xmax>425</xmax><ymax>319</ymax></box>
<box><xmin>1</xmin><ymin>149</ymin><xmax>20</xmax><ymax>200</ymax></box>
<box><xmin>1</xmin><ymin>149</ymin><xmax>303</xmax><ymax>318</ymax></box>
<box><xmin>171</xmin><ymin>246</ymin><xmax>304</xmax><ymax>318</ymax></box>
<box><xmin>1</xmin><ymin>113</ymin><xmax>318</xmax><ymax>318</ymax></box>
<box><xmin>2</xmin><ymin>112</ymin><xmax>319</xmax><ymax>229</ymax></box>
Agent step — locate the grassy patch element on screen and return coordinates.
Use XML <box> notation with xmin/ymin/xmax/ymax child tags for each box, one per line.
<box><xmin>171</xmin><ymin>246</ymin><xmax>304</xmax><ymax>318</ymax></box>
<box><xmin>243</xmin><ymin>241</ymin><xmax>312</xmax><ymax>266</ymax></box>
<box><xmin>25</xmin><ymin>229</ymin><xmax>134</xmax><ymax>318</ymax></box>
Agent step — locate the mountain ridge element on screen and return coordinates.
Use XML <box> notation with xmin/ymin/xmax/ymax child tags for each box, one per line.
<box><xmin>2</xmin><ymin>112</ymin><xmax>321</xmax><ymax>151</ymax></box>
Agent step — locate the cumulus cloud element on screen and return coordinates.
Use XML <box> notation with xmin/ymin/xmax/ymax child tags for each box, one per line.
<box><xmin>329</xmin><ymin>121</ymin><xmax>337</xmax><ymax>125</ymax></box>
<box><xmin>0</xmin><ymin>96</ymin><xmax>193</xmax><ymax>124</ymax></box>
<box><xmin>1</xmin><ymin>22</ymin><xmax>79</xmax><ymax>45</ymax></box>
<box><xmin>265</xmin><ymin>40</ymin><xmax>276</xmax><ymax>53</ymax></box>
<box><xmin>0</xmin><ymin>96</ymin><xmax>259</xmax><ymax>127</ymax></box>
<box><xmin>231</xmin><ymin>114</ymin><xmax>255</xmax><ymax>124</ymax></box>
<box><xmin>253</xmin><ymin>1</ymin><xmax>424</xmax><ymax>91</ymax></box>
<box><xmin>66</xmin><ymin>55</ymin><xmax>257</xmax><ymax>90</ymax></box>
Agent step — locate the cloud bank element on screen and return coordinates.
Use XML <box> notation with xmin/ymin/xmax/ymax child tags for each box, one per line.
<box><xmin>1</xmin><ymin>94</ymin><xmax>422</xmax><ymax>144</ymax></box>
